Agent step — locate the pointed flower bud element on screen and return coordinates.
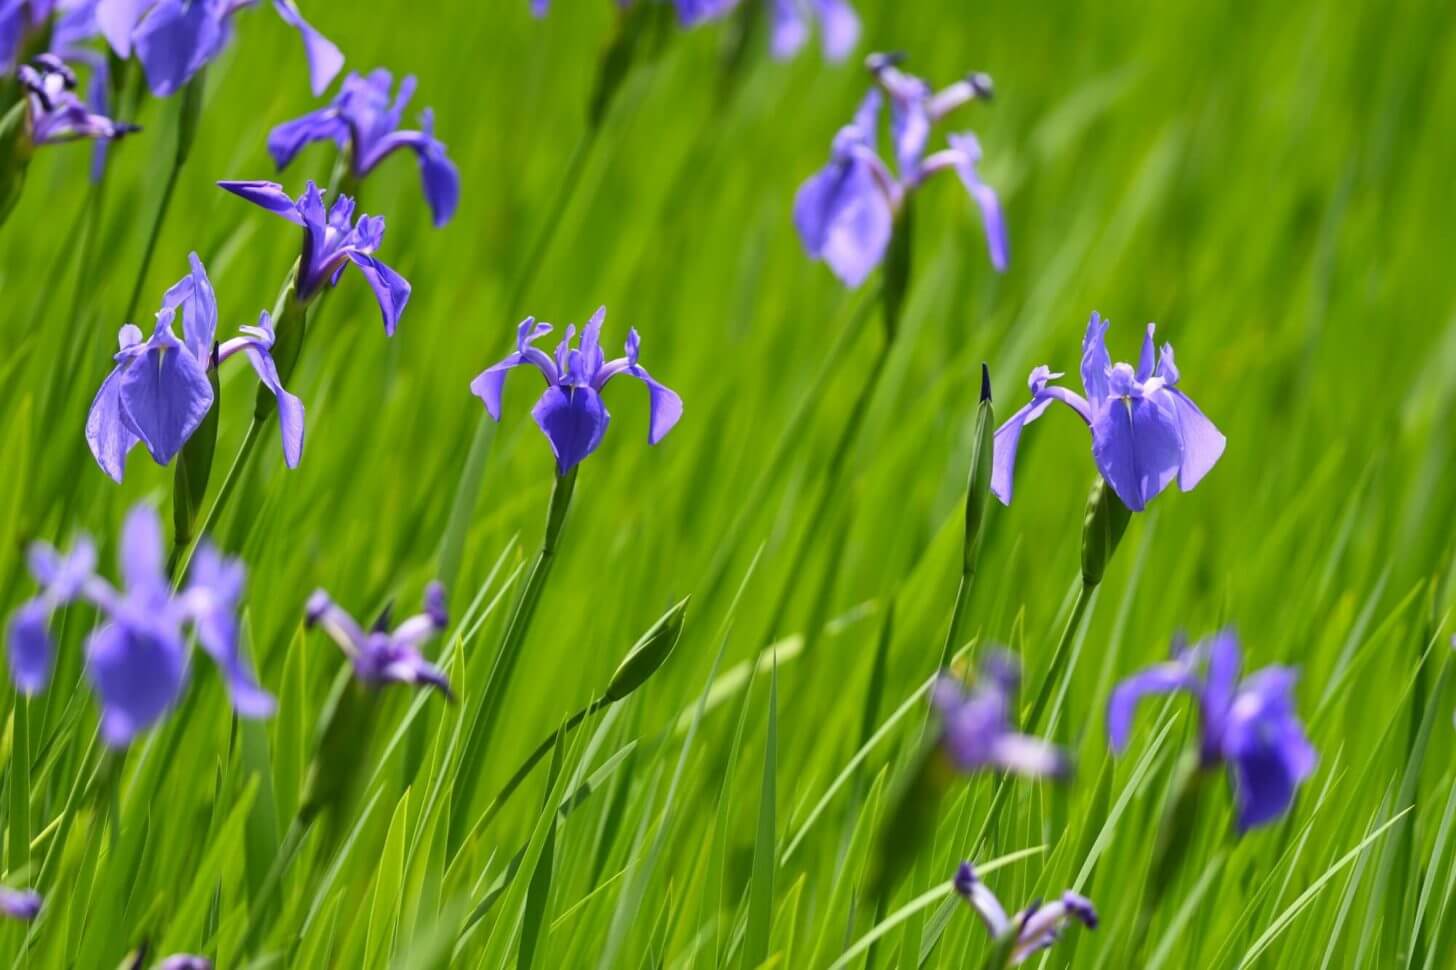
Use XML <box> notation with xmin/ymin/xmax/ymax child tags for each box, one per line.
<box><xmin>603</xmin><ymin>596</ymin><xmax>689</xmax><ymax>702</ymax></box>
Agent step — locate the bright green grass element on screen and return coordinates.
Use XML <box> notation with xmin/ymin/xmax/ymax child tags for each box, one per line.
<box><xmin>3</xmin><ymin>0</ymin><xmax>1456</xmax><ymax>966</ymax></box>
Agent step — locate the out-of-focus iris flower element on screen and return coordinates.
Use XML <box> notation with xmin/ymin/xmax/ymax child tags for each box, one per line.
<box><xmin>993</xmin><ymin>313</ymin><xmax>1225</xmax><ymax>512</ymax></box>
<box><xmin>267</xmin><ymin>69</ymin><xmax>460</xmax><ymax>227</ymax></box>
<box><xmin>94</xmin><ymin>0</ymin><xmax>342</xmax><ymax>96</ymax></box>
<box><xmin>932</xmin><ymin>653</ymin><xmax>1069</xmax><ymax>779</ymax></box>
<box><xmin>953</xmin><ymin>862</ymin><xmax>1097</xmax><ymax>965</ymax></box>
<box><xmin>0</xmin><ymin>887</ymin><xmax>41</xmax><ymax>921</ymax></box>
<box><xmin>86</xmin><ymin>253</ymin><xmax>303</xmax><ymax>482</ymax></box>
<box><xmin>17</xmin><ymin>53</ymin><xmax>136</xmax><ymax>144</ymax></box>
<box><xmin>306</xmin><ymin>583</ymin><xmax>452</xmax><ymax>697</ymax></box>
<box><xmin>217</xmin><ymin>179</ymin><xmax>411</xmax><ymax>334</ymax></box>
<box><xmin>1109</xmin><ymin>629</ymin><xmax>1317</xmax><ymax>832</ymax></box>
<box><xmin>471</xmin><ymin>306</ymin><xmax>683</xmax><ymax>475</ymax></box>
<box><xmin>794</xmin><ymin>52</ymin><xmax>1002</xmax><ymax>287</ymax></box>
<box><xmin>5</xmin><ymin>504</ymin><xmax>274</xmax><ymax>747</ymax></box>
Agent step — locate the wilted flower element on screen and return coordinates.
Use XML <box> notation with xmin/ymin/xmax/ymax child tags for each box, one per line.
<box><xmin>953</xmin><ymin>862</ymin><xmax>1096</xmax><ymax>965</ymax></box>
<box><xmin>86</xmin><ymin>253</ymin><xmax>304</xmax><ymax>482</ymax></box>
<box><xmin>993</xmin><ymin>313</ymin><xmax>1225</xmax><ymax>512</ymax></box>
<box><xmin>471</xmin><ymin>306</ymin><xmax>683</xmax><ymax>474</ymax></box>
<box><xmin>268</xmin><ymin>69</ymin><xmax>460</xmax><ymax>227</ymax></box>
<box><xmin>0</xmin><ymin>886</ymin><xmax>41</xmax><ymax>921</ymax></box>
<box><xmin>306</xmin><ymin>582</ymin><xmax>452</xmax><ymax>697</ymax></box>
<box><xmin>17</xmin><ymin>54</ymin><xmax>137</xmax><ymax>145</ymax></box>
<box><xmin>1109</xmin><ymin>630</ymin><xmax>1317</xmax><ymax>832</ymax></box>
<box><xmin>932</xmin><ymin>653</ymin><xmax>1069</xmax><ymax>779</ymax></box>
<box><xmin>5</xmin><ymin>504</ymin><xmax>274</xmax><ymax>746</ymax></box>
<box><xmin>218</xmin><ymin>179</ymin><xmax>411</xmax><ymax>334</ymax></box>
<box><xmin>95</xmin><ymin>0</ymin><xmax>342</xmax><ymax>96</ymax></box>
<box><xmin>794</xmin><ymin>52</ymin><xmax>1002</xmax><ymax>287</ymax></box>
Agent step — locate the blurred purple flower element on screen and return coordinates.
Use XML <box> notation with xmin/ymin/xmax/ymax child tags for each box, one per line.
<box><xmin>0</xmin><ymin>0</ymin><xmax>52</xmax><ymax>70</ymax></box>
<box><xmin>217</xmin><ymin>179</ymin><xmax>411</xmax><ymax>334</ymax></box>
<box><xmin>794</xmin><ymin>52</ymin><xmax>1001</xmax><ymax>287</ymax></box>
<box><xmin>268</xmin><ymin>69</ymin><xmax>460</xmax><ymax>227</ymax></box>
<box><xmin>1108</xmin><ymin>629</ymin><xmax>1317</xmax><ymax>832</ymax></box>
<box><xmin>471</xmin><ymin>306</ymin><xmax>684</xmax><ymax>474</ymax></box>
<box><xmin>992</xmin><ymin>313</ymin><xmax>1225</xmax><ymax>512</ymax></box>
<box><xmin>94</xmin><ymin>0</ymin><xmax>341</xmax><ymax>96</ymax></box>
<box><xmin>17</xmin><ymin>54</ymin><xmax>137</xmax><ymax>145</ymax></box>
<box><xmin>0</xmin><ymin>887</ymin><xmax>41</xmax><ymax>921</ymax></box>
<box><xmin>770</xmin><ymin>0</ymin><xmax>858</xmax><ymax>62</ymax></box>
<box><xmin>953</xmin><ymin>862</ymin><xmax>1096</xmax><ymax>965</ymax></box>
<box><xmin>306</xmin><ymin>582</ymin><xmax>452</xmax><ymax>697</ymax></box>
<box><xmin>932</xmin><ymin>653</ymin><xmax>1069</xmax><ymax>779</ymax></box>
<box><xmin>4</xmin><ymin>504</ymin><xmax>273</xmax><ymax>746</ymax></box>
<box><xmin>158</xmin><ymin>956</ymin><xmax>212</xmax><ymax>970</ymax></box>
<box><xmin>86</xmin><ymin>253</ymin><xmax>304</xmax><ymax>482</ymax></box>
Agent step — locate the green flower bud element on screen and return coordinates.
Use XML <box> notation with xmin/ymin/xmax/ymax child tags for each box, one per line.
<box><xmin>603</xmin><ymin>596</ymin><xmax>689</xmax><ymax>703</ymax></box>
<box><xmin>1081</xmin><ymin>476</ymin><xmax>1132</xmax><ymax>588</ymax></box>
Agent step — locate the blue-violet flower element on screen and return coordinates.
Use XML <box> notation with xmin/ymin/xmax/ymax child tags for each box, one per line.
<box><xmin>953</xmin><ymin>862</ymin><xmax>1096</xmax><ymax>965</ymax></box>
<box><xmin>932</xmin><ymin>653</ymin><xmax>1069</xmax><ymax>779</ymax></box>
<box><xmin>306</xmin><ymin>582</ymin><xmax>452</xmax><ymax>697</ymax></box>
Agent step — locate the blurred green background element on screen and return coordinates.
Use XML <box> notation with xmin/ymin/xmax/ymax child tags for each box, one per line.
<box><xmin>2</xmin><ymin>0</ymin><xmax>1456</xmax><ymax>965</ymax></box>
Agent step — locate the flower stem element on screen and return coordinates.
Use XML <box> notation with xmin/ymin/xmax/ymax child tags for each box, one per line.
<box><xmin>475</xmin><ymin>698</ymin><xmax>605</xmax><ymax>835</ymax></box>
<box><xmin>436</xmin><ymin>128</ymin><xmax>596</xmax><ymax>596</ymax></box>
<box><xmin>937</xmin><ymin>571</ymin><xmax>974</xmax><ymax>673</ymax></box>
<box><xmin>447</xmin><ymin>465</ymin><xmax>579</xmax><ymax>857</ymax></box>
<box><xmin>1023</xmin><ymin>580</ymin><xmax>1095</xmax><ymax>734</ymax></box>
<box><xmin>240</xmin><ymin>814</ymin><xmax>309</xmax><ymax>956</ymax></box>
<box><xmin>168</xmin><ymin>416</ymin><xmax>264</xmax><ymax>581</ymax></box>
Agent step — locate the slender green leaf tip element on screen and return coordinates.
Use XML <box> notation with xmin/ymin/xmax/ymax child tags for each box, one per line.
<box><xmin>603</xmin><ymin>595</ymin><xmax>690</xmax><ymax>703</ymax></box>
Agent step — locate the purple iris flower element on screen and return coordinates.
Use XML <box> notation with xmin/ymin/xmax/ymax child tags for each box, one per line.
<box><xmin>770</xmin><ymin>0</ymin><xmax>858</xmax><ymax>62</ymax></box>
<box><xmin>0</xmin><ymin>887</ymin><xmax>41</xmax><ymax>920</ymax></box>
<box><xmin>1108</xmin><ymin>630</ymin><xmax>1318</xmax><ymax>832</ymax></box>
<box><xmin>953</xmin><ymin>862</ymin><xmax>1096</xmax><ymax>965</ymax></box>
<box><xmin>992</xmin><ymin>313</ymin><xmax>1226</xmax><ymax>513</ymax></box>
<box><xmin>305</xmin><ymin>583</ymin><xmax>452</xmax><ymax>697</ymax></box>
<box><xmin>794</xmin><ymin>53</ymin><xmax>1002</xmax><ymax>288</ymax></box>
<box><xmin>17</xmin><ymin>54</ymin><xmax>137</xmax><ymax>146</ymax></box>
<box><xmin>158</xmin><ymin>957</ymin><xmax>212</xmax><ymax>970</ymax></box>
<box><xmin>94</xmin><ymin>0</ymin><xmax>341</xmax><ymax>97</ymax></box>
<box><xmin>5</xmin><ymin>504</ymin><xmax>274</xmax><ymax>747</ymax></box>
<box><xmin>932</xmin><ymin>654</ymin><xmax>1069</xmax><ymax>779</ymax></box>
<box><xmin>86</xmin><ymin>253</ymin><xmax>303</xmax><ymax>482</ymax></box>
<box><xmin>267</xmin><ymin>69</ymin><xmax>460</xmax><ymax>227</ymax></box>
<box><xmin>217</xmin><ymin>179</ymin><xmax>411</xmax><ymax>334</ymax></box>
<box><xmin>470</xmin><ymin>306</ymin><xmax>684</xmax><ymax>475</ymax></box>
<box><xmin>0</xmin><ymin>0</ymin><xmax>51</xmax><ymax>69</ymax></box>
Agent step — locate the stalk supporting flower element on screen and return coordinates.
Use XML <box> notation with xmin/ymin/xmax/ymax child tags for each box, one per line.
<box><xmin>953</xmin><ymin>862</ymin><xmax>1096</xmax><ymax>967</ymax></box>
<box><xmin>96</xmin><ymin>0</ymin><xmax>342</xmax><ymax>96</ymax></box>
<box><xmin>87</xmin><ymin>252</ymin><xmax>304</xmax><ymax>483</ymax></box>
<box><xmin>872</xmin><ymin>654</ymin><xmax>1068</xmax><ymax>896</ymax></box>
<box><xmin>794</xmin><ymin>52</ymin><xmax>1003</xmax><ymax>289</ymax></box>
<box><xmin>1109</xmin><ymin>629</ymin><xmax>1317</xmax><ymax>832</ymax></box>
<box><xmin>5</xmin><ymin>503</ymin><xmax>273</xmax><ymax>746</ymax></box>
<box><xmin>471</xmin><ymin>306</ymin><xmax>683</xmax><ymax>474</ymax></box>
<box><xmin>0</xmin><ymin>887</ymin><xmax>41</xmax><ymax>921</ymax></box>
<box><xmin>268</xmin><ymin>69</ymin><xmax>460</xmax><ymax>226</ymax></box>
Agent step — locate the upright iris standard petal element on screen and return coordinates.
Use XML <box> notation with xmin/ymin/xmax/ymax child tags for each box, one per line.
<box><xmin>992</xmin><ymin>314</ymin><xmax>1224</xmax><ymax>511</ymax></box>
<box><xmin>770</xmin><ymin>0</ymin><xmax>809</xmax><ymax>59</ymax></box>
<box><xmin>1109</xmin><ymin>630</ymin><xmax>1317</xmax><ymax>833</ymax></box>
<box><xmin>130</xmin><ymin>0</ymin><xmax>221</xmax><ymax>97</ymax></box>
<box><xmin>473</xmin><ymin>307</ymin><xmax>681</xmax><ymax>473</ymax></box>
<box><xmin>161</xmin><ymin>251</ymin><xmax>218</xmax><ymax>363</ymax></box>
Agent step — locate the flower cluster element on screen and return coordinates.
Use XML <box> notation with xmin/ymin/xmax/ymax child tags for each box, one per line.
<box><xmin>87</xmin><ymin>253</ymin><xmax>304</xmax><ymax>481</ymax></box>
<box><xmin>1109</xmin><ymin>630</ymin><xmax>1317</xmax><ymax>831</ymax></box>
<box><xmin>794</xmin><ymin>52</ymin><xmax>1003</xmax><ymax>287</ymax></box>
<box><xmin>6</xmin><ymin>504</ymin><xmax>273</xmax><ymax>747</ymax></box>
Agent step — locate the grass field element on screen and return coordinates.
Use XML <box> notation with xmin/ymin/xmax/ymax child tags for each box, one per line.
<box><xmin>3</xmin><ymin>0</ymin><xmax>1456</xmax><ymax>966</ymax></box>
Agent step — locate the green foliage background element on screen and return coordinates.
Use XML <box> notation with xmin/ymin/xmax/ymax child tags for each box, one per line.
<box><xmin>2</xmin><ymin>0</ymin><xmax>1455</xmax><ymax>965</ymax></box>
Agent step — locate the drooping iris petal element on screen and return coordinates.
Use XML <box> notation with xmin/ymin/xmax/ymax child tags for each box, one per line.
<box><xmin>1165</xmin><ymin>387</ymin><xmax>1226</xmax><ymax>491</ymax></box>
<box><xmin>86</xmin><ymin>622</ymin><xmax>187</xmax><ymax>747</ymax></box>
<box><xmin>532</xmin><ymin>384</ymin><xmax>611</xmax><ymax>474</ymax></box>
<box><xmin>770</xmin><ymin>0</ymin><xmax>808</xmax><ymax>59</ymax></box>
<box><xmin>1105</xmin><ymin>661</ymin><xmax>1192</xmax><ymax>751</ymax></box>
<box><xmin>946</xmin><ymin>132</ymin><xmax>1008</xmax><ymax>272</ymax></box>
<box><xmin>344</xmin><ymin>250</ymin><xmax>411</xmax><ymax>335</ymax></box>
<box><xmin>186</xmin><ymin>546</ymin><xmax>275</xmax><ymax>718</ymax></box>
<box><xmin>118</xmin><ymin>323</ymin><xmax>215</xmax><ymax>467</ymax></box>
<box><xmin>793</xmin><ymin>158</ymin><xmax>892</xmax><ymax>288</ymax></box>
<box><xmin>86</xmin><ymin>365</ymin><xmax>140</xmax><ymax>482</ymax></box>
<box><xmin>95</xmin><ymin>0</ymin><xmax>150</xmax><ymax>56</ymax></box>
<box><xmin>989</xmin><ymin>397</ymin><xmax>1053</xmax><ymax>505</ymax></box>
<box><xmin>267</xmin><ymin>105</ymin><xmax>347</xmax><ymax>169</ymax></box>
<box><xmin>813</xmin><ymin>0</ymin><xmax>859</xmax><ymax>61</ymax></box>
<box><xmin>270</xmin><ymin>0</ymin><xmax>343</xmax><ymax>95</ymax></box>
<box><xmin>7</xmin><ymin>601</ymin><xmax>53</xmax><ymax>694</ymax></box>
<box><xmin>1089</xmin><ymin>394</ymin><xmax>1182</xmax><ymax>512</ymax></box>
<box><xmin>216</xmin><ymin>179</ymin><xmax>307</xmax><ymax>223</ymax></box>
<box><xmin>131</xmin><ymin>0</ymin><xmax>221</xmax><ymax>97</ymax></box>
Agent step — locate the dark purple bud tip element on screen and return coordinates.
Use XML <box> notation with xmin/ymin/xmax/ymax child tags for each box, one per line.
<box><xmin>952</xmin><ymin>862</ymin><xmax>977</xmax><ymax>898</ymax></box>
<box><xmin>424</xmin><ymin>581</ymin><xmax>448</xmax><ymax>629</ymax></box>
<box><xmin>34</xmin><ymin>54</ymin><xmax>76</xmax><ymax>88</ymax></box>
<box><xmin>980</xmin><ymin>363</ymin><xmax>992</xmax><ymax>403</ymax></box>
<box><xmin>865</xmin><ymin>51</ymin><xmax>906</xmax><ymax>73</ymax></box>
<box><xmin>967</xmin><ymin>72</ymin><xmax>994</xmax><ymax>100</ymax></box>
<box><xmin>304</xmin><ymin>590</ymin><xmax>331</xmax><ymax>626</ymax></box>
<box><xmin>1063</xmin><ymin>892</ymin><xmax>1098</xmax><ymax>929</ymax></box>
<box><xmin>370</xmin><ymin>602</ymin><xmax>394</xmax><ymax>634</ymax></box>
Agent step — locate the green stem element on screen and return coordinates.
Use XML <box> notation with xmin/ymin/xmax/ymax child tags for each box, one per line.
<box><xmin>240</xmin><ymin>814</ymin><xmax>309</xmax><ymax>956</ymax></box>
<box><xmin>447</xmin><ymin>466</ymin><xmax>579</xmax><ymax>856</ymax></box>
<box><xmin>937</xmin><ymin>571</ymin><xmax>973</xmax><ymax>674</ymax></box>
<box><xmin>436</xmin><ymin>130</ymin><xmax>596</xmax><ymax>595</ymax></box>
<box><xmin>474</xmin><ymin>698</ymin><xmax>605</xmax><ymax>836</ymax></box>
<box><xmin>1023</xmin><ymin>581</ymin><xmax>1095</xmax><ymax>734</ymax></box>
<box><xmin>169</xmin><ymin>417</ymin><xmax>264</xmax><ymax>581</ymax></box>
